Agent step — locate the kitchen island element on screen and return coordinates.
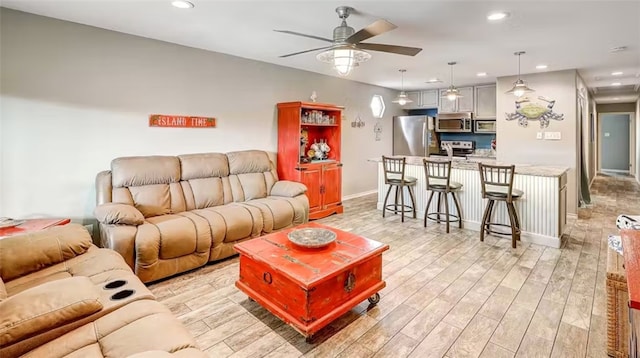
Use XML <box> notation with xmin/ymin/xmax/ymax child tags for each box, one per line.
<box><xmin>371</xmin><ymin>156</ymin><xmax>569</xmax><ymax>248</ymax></box>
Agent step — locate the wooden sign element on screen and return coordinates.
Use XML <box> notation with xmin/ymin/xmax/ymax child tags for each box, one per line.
<box><xmin>149</xmin><ymin>114</ymin><xmax>216</xmax><ymax>128</ymax></box>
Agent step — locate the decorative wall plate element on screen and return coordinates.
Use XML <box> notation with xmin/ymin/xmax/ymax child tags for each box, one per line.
<box><xmin>505</xmin><ymin>96</ymin><xmax>564</xmax><ymax>128</ymax></box>
<box><xmin>288</xmin><ymin>228</ymin><xmax>337</xmax><ymax>248</ymax></box>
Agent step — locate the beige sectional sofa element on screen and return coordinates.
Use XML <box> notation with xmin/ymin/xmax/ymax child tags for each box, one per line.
<box><xmin>95</xmin><ymin>150</ymin><xmax>309</xmax><ymax>283</ymax></box>
<box><xmin>0</xmin><ymin>224</ymin><xmax>205</xmax><ymax>357</ymax></box>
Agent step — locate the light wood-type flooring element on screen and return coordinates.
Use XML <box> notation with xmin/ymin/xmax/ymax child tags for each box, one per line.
<box><xmin>149</xmin><ymin>174</ymin><xmax>640</xmax><ymax>357</ymax></box>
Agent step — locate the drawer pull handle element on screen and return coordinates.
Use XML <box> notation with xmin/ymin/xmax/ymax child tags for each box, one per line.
<box><xmin>344</xmin><ymin>272</ymin><xmax>356</xmax><ymax>293</ymax></box>
<box><xmin>263</xmin><ymin>272</ymin><xmax>273</xmax><ymax>284</ymax></box>
<box><xmin>295</xmin><ymin>167</ymin><xmax>308</xmax><ymax>171</ymax></box>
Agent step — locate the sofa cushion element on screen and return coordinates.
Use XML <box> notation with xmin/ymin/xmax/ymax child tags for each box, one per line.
<box><xmin>94</xmin><ymin>203</ymin><xmax>145</xmax><ymax>225</ymax></box>
<box><xmin>0</xmin><ymin>224</ymin><xmax>92</xmax><ymax>282</ymax></box>
<box><xmin>0</xmin><ymin>276</ymin><xmax>102</xmax><ymax>347</ymax></box>
<box><xmin>143</xmin><ymin>214</ymin><xmax>208</xmax><ymax>260</ymax></box>
<box><xmin>183</xmin><ymin>177</ymin><xmax>225</xmax><ymax>209</ymax></box>
<box><xmin>179</xmin><ymin>153</ymin><xmax>229</xmax><ymax>180</ymax></box>
<box><xmin>129</xmin><ymin>184</ymin><xmax>171</xmax><ymax>217</ymax></box>
<box><xmin>227</xmin><ymin>150</ymin><xmax>271</xmax><ymax>175</ymax></box>
<box><xmin>20</xmin><ymin>300</ymin><xmax>205</xmax><ymax>358</ymax></box>
<box><xmin>195</xmin><ymin>204</ymin><xmax>262</xmax><ymax>244</ymax></box>
<box><xmin>111</xmin><ymin>156</ymin><xmax>180</xmax><ymax>188</ymax></box>
<box><xmin>239</xmin><ymin>198</ymin><xmax>299</xmax><ymax>233</ymax></box>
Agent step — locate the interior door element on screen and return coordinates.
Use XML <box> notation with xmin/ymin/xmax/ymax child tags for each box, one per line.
<box><xmin>322</xmin><ymin>164</ymin><xmax>342</xmax><ymax>209</ymax></box>
<box><xmin>601</xmin><ymin>114</ymin><xmax>631</xmax><ymax>171</ymax></box>
<box><xmin>299</xmin><ymin>166</ymin><xmax>322</xmax><ymax>212</ymax></box>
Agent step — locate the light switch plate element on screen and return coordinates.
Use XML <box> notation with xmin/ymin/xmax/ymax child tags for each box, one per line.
<box><xmin>536</xmin><ymin>132</ymin><xmax>543</xmax><ymax>139</ymax></box>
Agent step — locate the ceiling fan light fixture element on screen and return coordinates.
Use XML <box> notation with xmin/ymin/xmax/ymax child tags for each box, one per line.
<box><xmin>506</xmin><ymin>51</ymin><xmax>535</xmax><ymax>97</ymax></box>
<box><xmin>317</xmin><ymin>46</ymin><xmax>370</xmax><ymax>76</ymax></box>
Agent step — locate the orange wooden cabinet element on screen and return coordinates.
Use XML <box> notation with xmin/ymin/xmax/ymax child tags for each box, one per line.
<box><xmin>277</xmin><ymin>102</ymin><xmax>344</xmax><ymax>219</ymax></box>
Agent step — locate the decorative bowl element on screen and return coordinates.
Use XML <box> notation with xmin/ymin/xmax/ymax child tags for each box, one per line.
<box><xmin>287</xmin><ymin>228</ymin><xmax>337</xmax><ymax>248</ymax></box>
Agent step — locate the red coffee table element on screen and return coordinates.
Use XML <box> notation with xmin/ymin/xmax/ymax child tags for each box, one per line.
<box><xmin>234</xmin><ymin>222</ymin><xmax>388</xmax><ymax>340</ymax></box>
<box><xmin>0</xmin><ymin>218</ymin><xmax>71</xmax><ymax>238</ymax></box>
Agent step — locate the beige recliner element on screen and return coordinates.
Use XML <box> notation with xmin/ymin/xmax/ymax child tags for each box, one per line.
<box><xmin>95</xmin><ymin>150</ymin><xmax>309</xmax><ymax>283</ymax></box>
<box><xmin>0</xmin><ymin>224</ymin><xmax>205</xmax><ymax>357</ymax></box>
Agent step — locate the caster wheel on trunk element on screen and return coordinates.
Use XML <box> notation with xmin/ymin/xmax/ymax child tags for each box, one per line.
<box><xmin>368</xmin><ymin>293</ymin><xmax>380</xmax><ymax>305</ymax></box>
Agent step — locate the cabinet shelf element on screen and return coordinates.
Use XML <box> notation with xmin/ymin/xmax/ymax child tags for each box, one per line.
<box><xmin>301</xmin><ymin>123</ymin><xmax>339</xmax><ymax>127</ymax></box>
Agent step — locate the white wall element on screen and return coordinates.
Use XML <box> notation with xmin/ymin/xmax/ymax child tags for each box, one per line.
<box><xmin>0</xmin><ymin>9</ymin><xmax>402</xmax><ymax>220</ymax></box>
<box><xmin>497</xmin><ymin>69</ymin><xmax>578</xmax><ymax>214</ymax></box>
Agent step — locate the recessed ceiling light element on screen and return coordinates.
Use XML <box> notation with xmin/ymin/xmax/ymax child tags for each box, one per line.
<box><xmin>487</xmin><ymin>12</ymin><xmax>509</xmax><ymax>21</ymax></box>
<box><xmin>611</xmin><ymin>82</ymin><xmax>622</xmax><ymax>86</ymax></box>
<box><xmin>536</xmin><ymin>64</ymin><xmax>548</xmax><ymax>70</ymax></box>
<box><xmin>613</xmin><ymin>97</ymin><xmax>620</xmax><ymax>100</ymax></box>
<box><xmin>611</xmin><ymin>71</ymin><xmax>623</xmax><ymax>76</ymax></box>
<box><xmin>477</xmin><ymin>72</ymin><xmax>488</xmax><ymax>77</ymax></box>
<box><xmin>172</xmin><ymin>0</ymin><xmax>194</xmax><ymax>9</ymax></box>
<box><xmin>426</xmin><ymin>78</ymin><xmax>442</xmax><ymax>83</ymax></box>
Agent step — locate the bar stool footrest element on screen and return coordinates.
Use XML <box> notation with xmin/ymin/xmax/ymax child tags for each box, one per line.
<box><xmin>483</xmin><ymin>222</ymin><xmax>521</xmax><ymax>237</ymax></box>
<box><xmin>385</xmin><ymin>204</ymin><xmax>415</xmax><ymax>214</ymax></box>
<box><xmin>426</xmin><ymin>212</ymin><xmax>461</xmax><ymax>223</ymax></box>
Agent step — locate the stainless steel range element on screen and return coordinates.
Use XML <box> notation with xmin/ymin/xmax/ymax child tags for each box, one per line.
<box><xmin>431</xmin><ymin>140</ymin><xmax>475</xmax><ymax>159</ymax></box>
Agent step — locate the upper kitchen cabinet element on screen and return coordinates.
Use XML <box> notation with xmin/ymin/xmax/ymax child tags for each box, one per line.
<box><xmin>402</xmin><ymin>90</ymin><xmax>438</xmax><ymax>109</ymax></box>
<box><xmin>474</xmin><ymin>84</ymin><xmax>497</xmax><ymax>119</ymax></box>
<box><xmin>403</xmin><ymin>91</ymin><xmax>422</xmax><ymax>109</ymax></box>
<box><xmin>420</xmin><ymin>89</ymin><xmax>439</xmax><ymax>108</ymax></box>
<box><xmin>438</xmin><ymin>86</ymin><xmax>474</xmax><ymax>113</ymax></box>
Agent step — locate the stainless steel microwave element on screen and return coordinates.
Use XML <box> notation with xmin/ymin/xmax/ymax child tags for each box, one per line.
<box><xmin>435</xmin><ymin>112</ymin><xmax>473</xmax><ymax>133</ymax></box>
<box><xmin>474</xmin><ymin>120</ymin><xmax>496</xmax><ymax>133</ymax></box>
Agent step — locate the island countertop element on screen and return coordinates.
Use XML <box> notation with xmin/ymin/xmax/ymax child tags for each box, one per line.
<box><xmin>368</xmin><ymin>156</ymin><xmax>569</xmax><ymax>178</ymax></box>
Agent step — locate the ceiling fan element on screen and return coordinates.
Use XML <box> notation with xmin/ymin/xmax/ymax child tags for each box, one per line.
<box><xmin>275</xmin><ymin>6</ymin><xmax>422</xmax><ymax>76</ymax></box>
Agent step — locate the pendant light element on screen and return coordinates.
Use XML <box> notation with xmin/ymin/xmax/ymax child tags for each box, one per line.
<box><xmin>392</xmin><ymin>69</ymin><xmax>413</xmax><ymax>106</ymax></box>
<box><xmin>442</xmin><ymin>62</ymin><xmax>462</xmax><ymax>101</ymax></box>
<box><xmin>506</xmin><ymin>51</ymin><xmax>535</xmax><ymax>97</ymax></box>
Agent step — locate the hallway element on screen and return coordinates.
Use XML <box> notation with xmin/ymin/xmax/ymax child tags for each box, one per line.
<box><xmin>149</xmin><ymin>174</ymin><xmax>640</xmax><ymax>357</ymax></box>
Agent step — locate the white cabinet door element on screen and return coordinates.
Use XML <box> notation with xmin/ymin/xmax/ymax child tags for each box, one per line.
<box><xmin>438</xmin><ymin>89</ymin><xmax>457</xmax><ymax>113</ymax></box>
<box><xmin>404</xmin><ymin>91</ymin><xmax>421</xmax><ymax>109</ymax></box>
<box><xmin>457</xmin><ymin>87</ymin><xmax>475</xmax><ymax>112</ymax></box>
<box><xmin>474</xmin><ymin>84</ymin><xmax>497</xmax><ymax>119</ymax></box>
<box><xmin>420</xmin><ymin>90</ymin><xmax>439</xmax><ymax>108</ymax></box>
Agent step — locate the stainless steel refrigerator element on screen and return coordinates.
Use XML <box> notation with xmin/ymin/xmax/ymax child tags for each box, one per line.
<box><xmin>392</xmin><ymin>116</ymin><xmax>439</xmax><ymax>156</ymax></box>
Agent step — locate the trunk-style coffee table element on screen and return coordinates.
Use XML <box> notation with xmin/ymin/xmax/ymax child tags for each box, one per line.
<box><xmin>234</xmin><ymin>222</ymin><xmax>389</xmax><ymax>340</ymax></box>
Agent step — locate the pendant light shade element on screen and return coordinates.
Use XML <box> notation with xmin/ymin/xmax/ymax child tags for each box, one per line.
<box><xmin>392</xmin><ymin>69</ymin><xmax>413</xmax><ymax>105</ymax></box>
<box><xmin>441</xmin><ymin>62</ymin><xmax>462</xmax><ymax>101</ymax></box>
<box><xmin>506</xmin><ymin>51</ymin><xmax>535</xmax><ymax>97</ymax></box>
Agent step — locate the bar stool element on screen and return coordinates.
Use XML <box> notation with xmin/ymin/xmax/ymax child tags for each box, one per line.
<box><xmin>478</xmin><ymin>163</ymin><xmax>523</xmax><ymax>248</ymax></box>
<box><xmin>382</xmin><ymin>156</ymin><xmax>417</xmax><ymax>222</ymax></box>
<box><xmin>423</xmin><ymin>159</ymin><xmax>463</xmax><ymax>233</ymax></box>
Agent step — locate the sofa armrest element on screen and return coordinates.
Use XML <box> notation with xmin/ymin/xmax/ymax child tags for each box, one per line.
<box><xmin>0</xmin><ymin>276</ymin><xmax>102</xmax><ymax>346</ymax></box>
<box><xmin>0</xmin><ymin>224</ymin><xmax>93</xmax><ymax>281</ymax></box>
<box><xmin>270</xmin><ymin>181</ymin><xmax>307</xmax><ymax>198</ymax></box>
<box><xmin>94</xmin><ymin>203</ymin><xmax>144</xmax><ymax>226</ymax></box>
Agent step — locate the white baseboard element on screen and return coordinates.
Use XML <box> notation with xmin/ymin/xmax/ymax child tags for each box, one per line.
<box><xmin>342</xmin><ymin>189</ymin><xmax>377</xmax><ymax>201</ymax></box>
<box><xmin>567</xmin><ymin>213</ymin><xmax>578</xmax><ymax>220</ymax></box>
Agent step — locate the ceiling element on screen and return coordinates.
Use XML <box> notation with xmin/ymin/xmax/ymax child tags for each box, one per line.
<box><xmin>3</xmin><ymin>1</ymin><xmax>640</xmax><ymax>104</ymax></box>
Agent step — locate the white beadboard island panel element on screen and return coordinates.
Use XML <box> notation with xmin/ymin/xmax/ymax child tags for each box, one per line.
<box><xmin>372</xmin><ymin>157</ymin><xmax>569</xmax><ymax>248</ymax></box>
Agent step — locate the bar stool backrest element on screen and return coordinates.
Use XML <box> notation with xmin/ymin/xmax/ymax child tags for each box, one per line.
<box><xmin>423</xmin><ymin>159</ymin><xmax>452</xmax><ymax>191</ymax></box>
<box><xmin>478</xmin><ymin>163</ymin><xmax>516</xmax><ymax>202</ymax></box>
<box><xmin>382</xmin><ymin>156</ymin><xmax>407</xmax><ymax>184</ymax></box>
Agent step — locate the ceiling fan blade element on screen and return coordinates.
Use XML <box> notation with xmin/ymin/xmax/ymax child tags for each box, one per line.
<box><xmin>357</xmin><ymin>43</ymin><xmax>422</xmax><ymax>56</ymax></box>
<box><xmin>279</xmin><ymin>46</ymin><xmax>333</xmax><ymax>58</ymax></box>
<box><xmin>273</xmin><ymin>30</ymin><xmax>334</xmax><ymax>43</ymax></box>
<box><xmin>346</xmin><ymin>19</ymin><xmax>397</xmax><ymax>44</ymax></box>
